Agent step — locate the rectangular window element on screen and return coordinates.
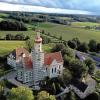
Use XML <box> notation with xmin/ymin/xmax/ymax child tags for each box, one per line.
<box><xmin>46</xmin><ymin>68</ymin><xmax>47</xmax><ymax>71</ymax></box>
<box><xmin>52</xmin><ymin>68</ymin><xmax>53</xmax><ymax>73</ymax></box>
<box><xmin>55</xmin><ymin>68</ymin><xmax>56</xmax><ymax>72</ymax></box>
<box><xmin>59</xmin><ymin>65</ymin><xmax>60</xmax><ymax>69</ymax></box>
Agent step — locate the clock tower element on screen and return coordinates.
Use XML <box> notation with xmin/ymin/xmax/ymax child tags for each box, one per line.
<box><xmin>31</xmin><ymin>31</ymin><xmax>44</xmax><ymax>90</ymax></box>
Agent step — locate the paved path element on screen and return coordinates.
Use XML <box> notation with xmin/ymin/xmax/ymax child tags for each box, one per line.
<box><xmin>0</xmin><ymin>70</ymin><xmax>32</xmax><ymax>89</ymax></box>
<box><xmin>55</xmin><ymin>87</ymin><xmax>69</xmax><ymax>98</ymax></box>
<box><xmin>55</xmin><ymin>75</ymin><xmax>96</xmax><ymax>99</ymax></box>
<box><xmin>0</xmin><ymin>69</ymin><xmax>14</xmax><ymax>81</ymax></box>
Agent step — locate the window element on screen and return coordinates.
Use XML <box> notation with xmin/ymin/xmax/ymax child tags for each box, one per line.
<box><xmin>59</xmin><ymin>65</ymin><xmax>60</xmax><ymax>69</ymax></box>
<box><xmin>55</xmin><ymin>68</ymin><xmax>56</xmax><ymax>72</ymax></box>
<box><xmin>52</xmin><ymin>68</ymin><xmax>53</xmax><ymax>73</ymax></box>
<box><xmin>46</xmin><ymin>68</ymin><xmax>47</xmax><ymax>71</ymax></box>
<box><xmin>59</xmin><ymin>71</ymin><xmax>60</xmax><ymax>74</ymax></box>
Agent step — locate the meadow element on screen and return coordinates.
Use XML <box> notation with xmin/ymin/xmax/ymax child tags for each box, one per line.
<box><xmin>0</xmin><ymin>40</ymin><xmax>52</xmax><ymax>57</ymax></box>
<box><xmin>0</xmin><ymin>41</ymin><xmax>25</xmax><ymax>56</ymax></box>
<box><xmin>39</xmin><ymin>22</ymin><xmax>100</xmax><ymax>42</ymax></box>
<box><xmin>71</xmin><ymin>22</ymin><xmax>100</xmax><ymax>27</ymax></box>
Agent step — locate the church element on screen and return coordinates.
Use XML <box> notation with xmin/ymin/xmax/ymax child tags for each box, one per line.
<box><xmin>7</xmin><ymin>31</ymin><xmax>63</xmax><ymax>89</ymax></box>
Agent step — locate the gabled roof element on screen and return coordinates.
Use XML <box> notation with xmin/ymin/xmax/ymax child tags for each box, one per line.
<box><xmin>16</xmin><ymin>48</ymin><xmax>30</xmax><ymax>60</ymax></box>
<box><xmin>44</xmin><ymin>51</ymin><xmax>63</xmax><ymax>65</ymax></box>
<box><xmin>23</xmin><ymin>56</ymin><xmax>33</xmax><ymax>69</ymax></box>
<box><xmin>9</xmin><ymin>48</ymin><xmax>30</xmax><ymax>60</ymax></box>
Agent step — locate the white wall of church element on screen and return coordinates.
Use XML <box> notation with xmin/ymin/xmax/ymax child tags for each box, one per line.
<box><xmin>7</xmin><ymin>57</ymin><xmax>16</xmax><ymax>70</ymax></box>
<box><xmin>17</xmin><ymin>69</ymin><xmax>33</xmax><ymax>83</ymax></box>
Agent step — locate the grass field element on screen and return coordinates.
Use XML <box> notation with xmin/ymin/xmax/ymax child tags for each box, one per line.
<box><xmin>0</xmin><ymin>41</ymin><xmax>25</xmax><ymax>56</ymax></box>
<box><xmin>39</xmin><ymin>22</ymin><xmax>100</xmax><ymax>42</ymax></box>
<box><xmin>0</xmin><ymin>40</ymin><xmax>52</xmax><ymax>57</ymax></box>
<box><xmin>0</xmin><ymin>22</ymin><xmax>100</xmax><ymax>43</ymax></box>
<box><xmin>72</xmin><ymin>22</ymin><xmax>100</xmax><ymax>27</ymax></box>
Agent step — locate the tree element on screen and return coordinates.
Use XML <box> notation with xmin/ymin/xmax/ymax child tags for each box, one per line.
<box><xmin>64</xmin><ymin>55</ymin><xmax>74</xmax><ymax>67</ymax></box>
<box><xmin>0</xmin><ymin>85</ymin><xmax>4</xmax><ymax>97</ymax></box>
<box><xmin>51</xmin><ymin>43</ymin><xmax>74</xmax><ymax>57</ymax></box>
<box><xmin>97</xmin><ymin>43</ymin><xmax>100</xmax><ymax>52</ymax></box>
<box><xmin>77</xmin><ymin>42</ymin><xmax>89</xmax><ymax>52</ymax></box>
<box><xmin>37</xmin><ymin>91</ymin><xmax>56</xmax><ymax>100</ymax></box>
<box><xmin>59</xmin><ymin>35</ymin><xmax>62</xmax><ymax>40</ymax></box>
<box><xmin>85</xmin><ymin>92</ymin><xmax>100</xmax><ymax>100</ymax></box>
<box><xmin>62</xmin><ymin>69</ymin><xmax>72</xmax><ymax>84</ymax></box>
<box><xmin>25</xmin><ymin>36</ymin><xmax>30</xmax><ymax>40</ymax></box>
<box><xmin>7</xmin><ymin>86</ymin><xmax>34</xmax><ymax>100</ymax></box>
<box><xmin>15</xmin><ymin>34</ymin><xmax>25</xmax><ymax>40</ymax></box>
<box><xmin>5</xmin><ymin>34</ymin><xmax>14</xmax><ymax>40</ymax></box>
<box><xmin>88</xmin><ymin>40</ymin><xmax>97</xmax><ymax>52</ymax></box>
<box><xmin>64</xmin><ymin>91</ymin><xmax>76</xmax><ymax>100</ymax></box>
<box><xmin>72</xmin><ymin>38</ymin><xmax>81</xmax><ymax>48</ymax></box>
<box><xmin>25</xmin><ymin>39</ymin><xmax>32</xmax><ymax>52</ymax></box>
<box><xmin>69</xmin><ymin>59</ymin><xmax>88</xmax><ymax>79</ymax></box>
<box><xmin>84</xmin><ymin>58</ymin><xmax>96</xmax><ymax>75</ymax></box>
<box><xmin>68</xmin><ymin>40</ymin><xmax>77</xmax><ymax>49</ymax></box>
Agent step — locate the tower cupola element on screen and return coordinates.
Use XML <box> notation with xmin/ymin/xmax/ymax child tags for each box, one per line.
<box><xmin>35</xmin><ymin>31</ymin><xmax>42</xmax><ymax>43</ymax></box>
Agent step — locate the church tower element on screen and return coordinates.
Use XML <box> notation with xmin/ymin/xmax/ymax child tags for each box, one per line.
<box><xmin>31</xmin><ymin>31</ymin><xmax>44</xmax><ymax>90</ymax></box>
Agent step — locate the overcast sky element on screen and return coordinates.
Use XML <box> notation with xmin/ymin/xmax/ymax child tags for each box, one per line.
<box><xmin>0</xmin><ymin>0</ymin><xmax>100</xmax><ymax>15</ymax></box>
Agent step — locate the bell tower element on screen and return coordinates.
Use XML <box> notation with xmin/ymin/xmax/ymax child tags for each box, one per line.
<box><xmin>31</xmin><ymin>31</ymin><xmax>44</xmax><ymax>90</ymax></box>
<box><xmin>34</xmin><ymin>31</ymin><xmax>42</xmax><ymax>52</ymax></box>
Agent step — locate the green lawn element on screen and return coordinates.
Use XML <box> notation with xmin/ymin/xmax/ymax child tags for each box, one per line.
<box><xmin>39</xmin><ymin>22</ymin><xmax>100</xmax><ymax>42</ymax></box>
<box><xmin>0</xmin><ymin>41</ymin><xmax>26</xmax><ymax>56</ymax></box>
<box><xmin>0</xmin><ymin>40</ymin><xmax>52</xmax><ymax>57</ymax></box>
<box><xmin>72</xmin><ymin>22</ymin><xmax>100</xmax><ymax>27</ymax></box>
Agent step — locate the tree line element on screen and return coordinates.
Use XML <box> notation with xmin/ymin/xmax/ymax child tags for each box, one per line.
<box><xmin>0</xmin><ymin>34</ymin><xmax>30</xmax><ymax>40</ymax></box>
<box><xmin>0</xmin><ymin>20</ymin><xmax>27</xmax><ymax>31</ymax></box>
<box><xmin>68</xmin><ymin>38</ymin><xmax>100</xmax><ymax>53</ymax></box>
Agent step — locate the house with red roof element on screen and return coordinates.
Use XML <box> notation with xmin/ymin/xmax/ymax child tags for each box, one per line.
<box><xmin>7</xmin><ymin>31</ymin><xmax>63</xmax><ymax>90</ymax></box>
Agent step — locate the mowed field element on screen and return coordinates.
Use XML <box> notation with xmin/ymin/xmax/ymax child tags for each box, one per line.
<box><xmin>71</xmin><ymin>22</ymin><xmax>100</xmax><ymax>27</ymax></box>
<box><xmin>0</xmin><ymin>41</ymin><xmax>25</xmax><ymax>56</ymax></box>
<box><xmin>0</xmin><ymin>40</ymin><xmax>52</xmax><ymax>57</ymax></box>
<box><xmin>39</xmin><ymin>22</ymin><xmax>100</xmax><ymax>42</ymax></box>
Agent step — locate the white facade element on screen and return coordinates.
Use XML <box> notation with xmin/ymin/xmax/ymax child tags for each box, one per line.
<box><xmin>17</xmin><ymin>69</ymin><xmax>33</xmax><ymax>83</ymax></box>
<box><xmin>7</xmin><ymin>56</ymin><xmax>16</xmax><ymax>70</ymax></box>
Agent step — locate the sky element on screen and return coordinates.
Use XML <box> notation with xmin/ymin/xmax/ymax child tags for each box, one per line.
<box><xmin>0</xmin><ymin>0</ymin><xmax>100</xmax><ymax>15</ymax></box>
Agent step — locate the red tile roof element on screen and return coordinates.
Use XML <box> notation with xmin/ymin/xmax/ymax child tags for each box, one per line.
<box><xmin>23</xmin><ymin>57</ymin><xmax>33</xmax><ymax>69</ymax></box>
<box><xmin>44</xmin><ymin>51</ymin><xmax>63</xmax><ymax>65</ymax></box>
<box><xmin>16</xmin><ymin>48</ymin><xmax>30</xmax><ymax>60</ymax></box>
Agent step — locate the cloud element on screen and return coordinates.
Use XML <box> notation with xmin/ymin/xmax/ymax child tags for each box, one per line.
<box><xmin>0</xmin><ymin>2</ymin><xmax>93</xmax><ymax>15</ymax></box>
<box><xmin>0</xmin><ymin>0</ymin><xmax>100</xmax><ymax>14</ymax></box>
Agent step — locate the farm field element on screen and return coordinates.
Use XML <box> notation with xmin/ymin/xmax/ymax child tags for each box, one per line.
<box><xmin>0</xmin><ymin>40</ymin><xmax>52</xmax><ymax>57</ymax></box>
<box><xmin>0</xmin><ymin>41</ymin><xmax>25</xmax><ymax>56</ymax></box>
<box><xmin>39</xmin><ymin>22</ymin><xmax>100</xmax><ymax>42</ymax></box>
<box><xmin>71</xmin><ymin>22</ymin><xmax>100</xmax><ymax>27</ymax></box>
<box><xmin>0</xmin><ymin>22</ymin><xmax>100</xmax><ymax>43</ymax></box>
